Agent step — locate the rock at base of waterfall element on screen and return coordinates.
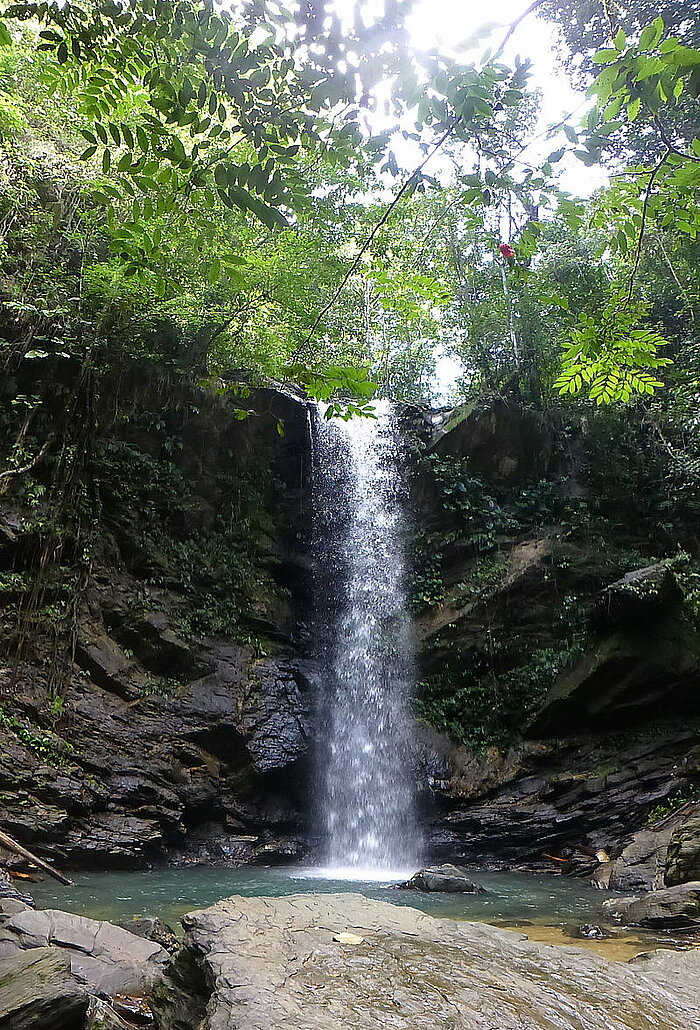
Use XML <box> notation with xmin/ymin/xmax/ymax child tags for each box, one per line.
<box><xmin>157</xmin><ymin>892</ymin><xmax>700</xmax><ymax>1030</ymax></box>
<box><xmin>602</xmin><ymin>881</ymin><xmax>700</xmax><ymax>928</ymax></box>
<box><xmin>397</xmin><ymin>864</ymin><xmax>487</xmax><ymax>893</ymax></box>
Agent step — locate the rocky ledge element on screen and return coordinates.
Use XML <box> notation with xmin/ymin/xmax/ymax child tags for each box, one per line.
<box><xmin>0</xmin><ymin>899</ymin><xmax>170</xmax><ymax>1028</ymax></box>
<box><xmin>155</xmin><ymin>893</ymin><xmax>700</xmax><ymax>1030</ymax></box>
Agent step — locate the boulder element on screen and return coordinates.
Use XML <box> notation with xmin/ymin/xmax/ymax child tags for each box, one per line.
<box><xmin>116</xmin><ymin>916</ymin><xmax>179</xmax><ymax>954</ymax></box>
<box><xmin>397</xmin><ymin>864</ymin><xmax>486</xmax><ymax>893</ymax></box>
<box><xmin>0</xmin><ymin>908</ymin><xmax>169</xmax><ymax>995</ymax></box>
<box><xmin>665</xmin><ymin>816</ymin><xmax>700</xmax><ymax>886</ymax></box>
<box><xmin>74</xmin><ymin>632</ymin><xmax>139</xmax><ymax>700</ymax></box>
<box><xmin>431</xmin><ymin>399</ymin><xmax>553</xmax><ymax>485</ymax></box>
<box><xmin>603</xmin><ymin>881</ymin><xmax>700</xmax><ymax>928</ymax></box>
<box><xmin>0</xmin><ymin>947</ymin><xmax>89</xmax><ymax>1030</ymax></box>
<box><xmin>528</xmin><ymin>618</ymin><xmax>700</xmax><ymax>737</ymax></box>
<box><xmin>594</xmin><ymin>565</ymin><xmax>683</xmax><ymax>627</ymax></box>
<box><xmin>608</xmin><ymin>828</ymin><xmax>672</xmax><ymax>892</ymax></box>
<box><xmin>156</xmin><ymin>892</ymin><xmax>700</xmax><ymax>1030</ymax></box>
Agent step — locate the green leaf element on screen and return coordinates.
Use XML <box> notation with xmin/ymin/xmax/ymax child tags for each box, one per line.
<box><xmin>614</xmin><ymin>28</ymin><xmax>627</xmax><ymax>52</ymax></box>
<box><xmin>592</xmin><ymin>48</ymin><xmax>620</xmax><ymax>64</ymax></box>
<box><xmin>207</xmin><ymin>256</ymin><xmax>221</xmax><ymax>283</ymax></box>
<box><xmin>639</xmin><ymin>19</ymin><xmax>664</xmax><ymax>51</ymax></box>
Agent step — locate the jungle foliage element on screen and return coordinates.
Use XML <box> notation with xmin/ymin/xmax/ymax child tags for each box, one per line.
<box><xmin>0</xmin><ymin>0</ymin><xmax>698</xmax><ymax>414</ymax></box>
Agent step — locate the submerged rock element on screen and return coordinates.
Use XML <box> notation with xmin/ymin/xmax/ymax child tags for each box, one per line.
<box><xmin>603</xmin><ymin>881</ymin><xmax>700</xmax><ymax>928</ymax></box>
<box><xmin>576</xmin><ymin>923</ymin><xmax>607</xmax><ymax>939</ymax></box>
<box><xmin>161</xmin><ymin>892</ymin><xmax>700</xmax><ymax>1030</ymax></box>
<box><xmin>397</xmin><ymin>864</ymin><xmax>486</xmax><ymax>893</ymax></box>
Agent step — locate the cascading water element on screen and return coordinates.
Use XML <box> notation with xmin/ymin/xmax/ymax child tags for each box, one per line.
<box><xmin>312</xmin><ymin>400</ymin><xmax>420</xmax><ymax>877</ymax></box>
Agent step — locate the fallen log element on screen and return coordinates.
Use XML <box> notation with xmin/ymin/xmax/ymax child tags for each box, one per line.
<box><xmin>0</xmin><ymin>828</ymin><xmax>73</xmax><ymax>886</ymax></box>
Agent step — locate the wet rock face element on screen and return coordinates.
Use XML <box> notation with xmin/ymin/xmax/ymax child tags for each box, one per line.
<box><xmin>161</xmin><ymin>893</ymin><xmax>700</xmax><ymax>1030</ymax></box>
<box><xmin>603</xmin><ymin>882</ymin><xmax>700</xmax><ymax>929</ymax></box>
<box><xmin>422</xmin><ymin>730</ymin><xmax>700</xmax><ymax>869</ymax></box>
<box><xmin>397</xmin><ymin>864</ymin><xmax>486</xmax><ymax>893</ymax></box>
<box><xmin>0</xmin><ymin>636</ymin><xmax>313</xmax><ymax>867</ymax></box>
<box><xmin>240</xmin><ymin>659</ymin><xmax>312</xmax><ymax>774</ymax></box>
<box><xmin>0</xmin><ymin>384</ymin><xmax>315</xmax><ymax>869</ymax></box>
<box><xmin>666</xmin><ymin>817</ymin><xmax>700</xmax><ymax>886</ymax></box>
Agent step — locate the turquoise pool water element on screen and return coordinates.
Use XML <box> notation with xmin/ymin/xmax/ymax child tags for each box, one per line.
<box><xmin>30</xmin><ymin>866</ymin><xmax>607</xmax><ymax>929</ymax></box>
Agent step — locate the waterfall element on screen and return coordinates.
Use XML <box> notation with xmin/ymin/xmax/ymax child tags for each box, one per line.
<box><xmin>312</xmin><ymin>400</ymin><xmax>420</xmax><ymax>877</ymax></box>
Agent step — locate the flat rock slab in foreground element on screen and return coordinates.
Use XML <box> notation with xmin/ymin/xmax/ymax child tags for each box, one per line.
<box><xmin>0</xmin><ymin>947</ymin><xmax>89</xmax><ymax>1030</ymax></box>
<box><xmin>0</xmin><ymin>908</ymin><xmax>169</xmax><ymax>996</ymax></box>
<box><xmin>179</xmin><ymin>893</ymin><xmax>700</xmax><ymax>1030</ymax></box>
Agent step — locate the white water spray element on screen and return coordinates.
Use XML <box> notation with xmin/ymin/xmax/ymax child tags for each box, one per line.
<box><xmin>313</xmin><ymin>401</ymin><xmax>420</xmax><ymax>878</ymax></box>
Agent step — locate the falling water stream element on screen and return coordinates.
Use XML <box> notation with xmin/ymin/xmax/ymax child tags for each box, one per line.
<box><xmin>312</xmin><ymin>401</ymin><xmax>420</xmax><ymax>877</ymax></box>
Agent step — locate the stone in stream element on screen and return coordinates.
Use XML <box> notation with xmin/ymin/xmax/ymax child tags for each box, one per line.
<box><xmin>397</xmin><ymin>863</ymin><xmax>486</xmax><ymax>893</ymax></box>
<box><xmin>0</xmin><ymin>947</ymin><xmax>89</xmax><ymax>1030</ymax></box>
<box><xmin>154</xmin><ymin>892</ymin><xmax>700</xmax><ymax>1030</ymax></box>
<box><xmin>603</xmin><ymin>881</ymin><xmax>700</xmax><ymax>928</ymax></box>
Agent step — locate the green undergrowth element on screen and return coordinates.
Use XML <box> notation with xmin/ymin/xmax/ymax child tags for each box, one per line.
<box><xmin>0</xmin><ymin>706</ymin><xmax>74</xmax><ymax>766</ymax></box>
<box><xmin>92</xmin><ymin>431</ymin><xmax>283</xmax><ymax>640</ymax></box>
<box><xmin>647</xmin><ymin>784</ymin><xmax>700</xmax><ymax>825</ymax></box>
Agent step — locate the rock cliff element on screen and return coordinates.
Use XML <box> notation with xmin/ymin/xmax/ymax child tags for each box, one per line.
<box><xmin>0</xmin><ymin>378</ymin><xmax>316</xmax><ymax>867</ymax></box>
<box><xmin>1</xmin><ymin>378</ymin><xmax>699</xmax><ymax>877</ymax></box>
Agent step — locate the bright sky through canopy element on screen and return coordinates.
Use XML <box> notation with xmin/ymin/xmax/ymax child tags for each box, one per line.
<box><xmin>334</xmin><ymin>0</ymin><xmax>609</xmax><ymax>196</ymax></box>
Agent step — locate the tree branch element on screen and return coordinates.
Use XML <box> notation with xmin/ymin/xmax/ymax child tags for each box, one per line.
<box><xmin>626</xmin><ymin>149</ymin><xmax>669</xmax><ymax>304</ymax></box>
<box><xmin>494</xmin><ymin>0</ymin><xmax>549</xmax><ymax>57</ymax></box>
<box><xmin>0</xmin><ymin>437</ymin><xmax>53</xmax><ymax>487</ymax></box>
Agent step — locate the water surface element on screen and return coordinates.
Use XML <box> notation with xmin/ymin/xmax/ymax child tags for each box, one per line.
<box><xmin>32</xmin><ymin>865</ymin><xmax>607</xmax><ymax>928</ymax></box>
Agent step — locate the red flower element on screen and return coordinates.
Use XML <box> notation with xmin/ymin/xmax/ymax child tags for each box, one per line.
<box><xmin>498</xmin><ymin>243</ymin><xmax>515</xmax><ymax>259</ymax></box>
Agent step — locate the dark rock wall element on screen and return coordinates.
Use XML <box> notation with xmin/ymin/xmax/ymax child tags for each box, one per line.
<box><xmin>0</xmin><ymin>380</ymin><xmax>316</xmax><ymax>867</ymax></box>
<box><xmin>410</xmin><ymin>398</ymin><xmax>700</xmax><ymax>869</ymax></box>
